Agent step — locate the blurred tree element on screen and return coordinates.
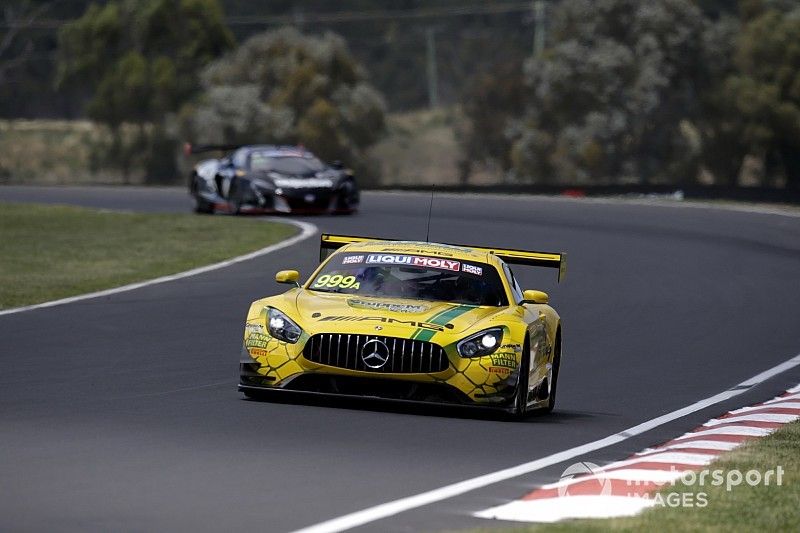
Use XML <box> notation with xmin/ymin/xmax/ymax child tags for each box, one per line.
<box><xmin>458</xmin><ymin>59</ymin><xmax>526</xmax><ymax>183</ymax></box>
<box><xmin>219</xmin><ymin>1</ymin><xmax>533</xmax><ymax>111</ymax></box>
<box><xmin>693</xmin><ymin>0</ymin><xmax>738</xmax><ymax>18</ymax></box>
<box><xmin>692</xmin><ymin>10</ymin><xmax>742</xmax><ymax>184</ymax></box>
<box><xmin>510</xmin><ymin>0</ymin><xmax>709</xmax><ymax>184</ymax></box>
<box><xmin>0</xmin><ymin>0</ymin><xmax>69</xmax><ymax>118</ymax></box>
<box><xmin>5</xmin><ymin>1</ymin><xmax>540</xmax><ymax>118</ymax></box>
<box><xmin>0</xmin><ymin>1</ymin><xmax>53</xmax><ymax>87</ymax></box>
<box><xmin>181</xmin><ymin>27</ymin><xmax>386</xmax><ymax>181</ymax></box>
<box><xmin>57</xmin><ymin>0</ymin><xmax>234</xmax><ymax>182</ymax></box>
<box><xmin>701</xmin><ymin>3</ymin><xmax>800</xmax><ymax>187</ymax></box>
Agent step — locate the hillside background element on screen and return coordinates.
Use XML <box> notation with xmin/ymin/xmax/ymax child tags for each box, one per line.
<box><xmin>1</xmin><ymin>0</ymin><xmax>798</xmax><ymax>191</ymax></box>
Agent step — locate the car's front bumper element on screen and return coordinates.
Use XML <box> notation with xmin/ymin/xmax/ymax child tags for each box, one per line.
<box><xmin>238</xmin><ymin>333</ymin><xmax>522</xmax><ymax>408</ymax></box>
<box><xmin>195</xmin><ymin>188</ymin><xmax>355</xmax><ymax>214</ymax></box>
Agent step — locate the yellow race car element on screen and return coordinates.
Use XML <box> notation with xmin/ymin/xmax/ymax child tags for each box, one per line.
<box><xmin>239</xmin><ymin>234</ymin><xmax>566</xmax><ymax>416</ymax></box>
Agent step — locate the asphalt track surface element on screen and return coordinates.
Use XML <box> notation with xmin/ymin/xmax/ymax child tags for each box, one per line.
<box><xmin>1</xmin><ymin>185</ymin><xmax>800</xmax><ymax>532</ymax></box>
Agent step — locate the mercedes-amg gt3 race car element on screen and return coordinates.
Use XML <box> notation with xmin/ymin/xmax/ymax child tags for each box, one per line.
<box><xmin>239</xmin><ymin>234</ymin><xmax>566</xmax><ymax>416</ymax></box>
<box><xmin>187</xmin><ymin>144</ymin><xmax>359</xmax><ymax>215</ymax></box>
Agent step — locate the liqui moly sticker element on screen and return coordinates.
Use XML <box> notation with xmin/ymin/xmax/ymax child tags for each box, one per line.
<box><xmin>342</xmin><ymin>255</ymin><xmax>364</xmax><ymax>264</ymax></box>
<box><xmin>462</xmin><ymin>263</ymin><xmax>483</xmax><ymax>275</ymax></box>
<box><xmin>366</xmin><ymin>254</ymin><xmax>460</xmax><ymax>271</ymax></box>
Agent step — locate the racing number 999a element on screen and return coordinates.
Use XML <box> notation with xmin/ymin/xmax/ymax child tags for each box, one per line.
<box><xmin>313</xmin><ymin>274</ymin><xmax>360</xmax><ymax>290</ymax></box>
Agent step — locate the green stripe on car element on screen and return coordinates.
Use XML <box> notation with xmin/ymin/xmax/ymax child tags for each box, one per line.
<box><xmin>412</xmin><ymin>304</ymin><xmax>475</xmax><ymax>342</ymax></box>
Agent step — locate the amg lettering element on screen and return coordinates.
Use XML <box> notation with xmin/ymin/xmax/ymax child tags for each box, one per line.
<box><xmin>317</xmin><ymin>315</ymin><xmax>450</xmax><ymax>331</ymax></box>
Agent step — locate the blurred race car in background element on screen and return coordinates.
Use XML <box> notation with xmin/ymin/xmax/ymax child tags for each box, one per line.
<box><xmin>186</xmin><ymin>144</ymin><xmax>359</xmax><ymax>215</ymax></box>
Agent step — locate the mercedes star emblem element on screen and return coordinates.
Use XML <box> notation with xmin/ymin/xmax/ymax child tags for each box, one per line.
<box><xmin>361</xmin><ymin>339</ymin><xmax>390</xmax><ymax>369</ymax></box>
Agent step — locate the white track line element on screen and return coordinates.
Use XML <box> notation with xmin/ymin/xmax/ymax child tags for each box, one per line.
<box><xmin>0</xmin><ymin>219</ymin><xmax>317</xmax><ymax>317</ymax></box>
<box><xmin>291</xmin><ymin>352</ymin><xmax>800</xmax><ymax>533</ymax></box>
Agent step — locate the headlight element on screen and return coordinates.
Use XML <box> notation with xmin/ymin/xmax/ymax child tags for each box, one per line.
<box><xmin>457</xmin><ymin>328</ymin><xmax>503</xmax><ymax>358</ymax></box>
<box><xmin>267</xmin><ymin>308</ymin><xmax>302</xmax><ymax>343</ymax></box>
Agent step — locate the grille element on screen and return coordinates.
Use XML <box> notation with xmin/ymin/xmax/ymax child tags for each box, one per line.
<box><xmin>285</xmin><ymin>190</ymin><xmax>332</xmax><ymax>209</ymax></box>
<box><xmin>303</xmin><ymin>333</ymin><xmax>449</xmax><ymax>373</ymax></box>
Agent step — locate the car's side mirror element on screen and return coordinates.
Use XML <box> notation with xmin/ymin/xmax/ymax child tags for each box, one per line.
<box><xmin>522</xmin><ymin>289</ymin><xmax>549</xmax><ymax>305</ymax></box>
<box><xmin>275</xmin><ymin>270</ymin><xmax>300</xmax><ymax>286</ymax></box>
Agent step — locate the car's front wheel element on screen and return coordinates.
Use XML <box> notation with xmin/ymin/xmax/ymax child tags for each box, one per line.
<box><xmin>242</xmin><ymin>388</ymin><xmax>262</xmax><ymax>400</ymax></box>
<box><xmin>510</xmin><ymin>339</ymin><xmax>531</xmax><ymax>419</ymax></box>
<box><xmin>541</xmin><ymin>334</ymin><xmax>561</xmax><ymax>414</ymax></box>
<box><xmin>333</xmin><ymin>180</ymin><xmax>358</xmax><ymax>214</ymax></box>
<box><xmin>227</xmin><ymin>178</ymin><xmax>247</xmax><ymax>215</ymax></box>
<box><xmin>192</xmin><ymin>176</ymin><xmax>215</xmax><ymax>214</ymax></box>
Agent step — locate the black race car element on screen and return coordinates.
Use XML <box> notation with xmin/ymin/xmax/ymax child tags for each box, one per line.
<box><xmin>187</xmin><ymin>144</ymin><xmax>359</xmax><ymax>215</ymax></box>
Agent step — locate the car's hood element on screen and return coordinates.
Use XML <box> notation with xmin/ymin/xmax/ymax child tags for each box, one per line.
<box><xmin>293</xmin><ymin>291</ymin><xmax>502</xmax><ymax>337</ymax></box>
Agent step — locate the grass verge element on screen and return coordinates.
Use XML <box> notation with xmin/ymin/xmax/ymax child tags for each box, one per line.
<box><xmin>476</xmin><ymin>420</ymin><xmax>800</xmax><ymax>532</ymax></box>
<box><xmin>0</xmin><ymin>203</ymin><xmax>298</xmax><ymax>309</ymax></box>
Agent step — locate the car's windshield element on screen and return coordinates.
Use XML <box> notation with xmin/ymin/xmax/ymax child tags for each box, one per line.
<box><xmin>249</xmin><ymin>153</ymin><xmax>325</xmax><ymax>174</ymax></box>
<box><xmin>308</xmin><ymin>252</ymin><xmax>508</xmax><ymax>307</ymax></box>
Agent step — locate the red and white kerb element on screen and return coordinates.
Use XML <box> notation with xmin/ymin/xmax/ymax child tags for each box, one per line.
<box><xmin>475</xmin><ymin>383</ymin><xmax>800</xmax><ymax>523</ymax></box>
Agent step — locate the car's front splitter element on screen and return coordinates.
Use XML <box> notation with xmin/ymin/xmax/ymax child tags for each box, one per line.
<box><xmin>237</xmin><ymin>383</ymin><xmax>518</xmax><ymax>415</ymax></box>
<box><xmin>238</xmin><ymin>368</ymin><xmax>516</xmax><ymax>411</ymax></box>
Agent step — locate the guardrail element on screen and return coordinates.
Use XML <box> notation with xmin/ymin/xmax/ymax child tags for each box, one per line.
<box><xmin>366</xmin><ymin>183</ymin><xmax>800</xmax><ymax>205</ymax></box>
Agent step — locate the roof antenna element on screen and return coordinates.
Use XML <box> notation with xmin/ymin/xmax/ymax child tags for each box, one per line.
<box><xmin>425</xmin><ymin>185</ymin><xmax>435</xmax><ymax>242</ymax></box>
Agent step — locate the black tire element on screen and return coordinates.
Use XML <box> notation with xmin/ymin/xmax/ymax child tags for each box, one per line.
<box><xmin>193</xmin><ymin>196</ymin><xmax>214</xmax><ymax>214</ymax></box>
<box><xmin>192</xmin><ymin>177</ymin><xmax>215</xmax><ymax>214</ymax></box>
<box><xmin>333</xmin><ymin>180</ymin><xmax>358</xmax><ymax>214</ymax></box>
<box><xmin>242</xmin><ymin>388</ymin><xmax>263</xmax><ymax>400</ymax></box>
<box><xmin>541</xmin><ymin>333</ymin><xmax>561</xmax><ymax>414</ymax></box>
<box><xmin>510</xmin><ymin>339</ymin><xmax>531</xmax><ymax>419</ymax></box>
<box><xmin>227</xmin><ymin>178</ymin><xmax>243</xmax><ymax>215</ymax></box>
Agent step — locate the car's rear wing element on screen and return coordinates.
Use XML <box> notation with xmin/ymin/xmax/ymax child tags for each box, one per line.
<box><xmin>183</xmin><ymin>142</ymin><xmax>241</xmax><ymax>155</ymax></box>
<box><xmin>320</xmin><ymin>233</ymin><xmax>567</xmax><ymax>282</ymax></box>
